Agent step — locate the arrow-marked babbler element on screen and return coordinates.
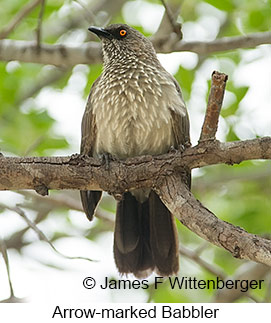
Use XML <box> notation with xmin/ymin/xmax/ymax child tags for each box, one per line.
<box><xmin>80</xmin><ymin>24</ymin><xmax>191</xmax><ymax>278</ymax></box>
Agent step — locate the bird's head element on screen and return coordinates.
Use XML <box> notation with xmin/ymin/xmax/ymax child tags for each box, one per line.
<box><xmin>88</xmin><ymin>24</ymin><xmax>157</xmax><ymax>65</ymax></box>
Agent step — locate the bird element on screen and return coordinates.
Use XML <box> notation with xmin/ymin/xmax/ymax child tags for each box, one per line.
<box><xmin>80</xmin><ymin>24</ymin><xmax>191</xmax><ymax>278</ymax></box>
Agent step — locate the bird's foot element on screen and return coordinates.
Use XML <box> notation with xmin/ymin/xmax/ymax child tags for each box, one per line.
<box><xmin>184</xmin><ymin>140</ymin><xmax>192</xmax><ymax>149</ymax></box>
<box><xmin>178</xmin><ymin>144</ymin><xmax>186</xmax><ymax>153</ymax></box>
<box><xmin>169</xmin><ymin>142</ymin><xmax>191</xmax><ymax>154</ymax></box>
<box><xmin>99</xmin><ymin>152</ymin><xmax>115</xmax><ymax>170</ymax></box>
<box><xmin>169</xmin><ymin>145</ymin><xmax>178</xmax><ymax>153</ymax></box>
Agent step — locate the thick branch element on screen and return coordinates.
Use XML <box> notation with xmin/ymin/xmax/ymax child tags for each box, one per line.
<box><xmin>168</xmin><ymin>31</ymin><xmax>271</xmax><ymax>54</ymax></box>
<box><xmin>199</xmin><ymin>71</ymin><xmax>228</xmax><ymax>141</ymax></box>
<box><xmin>1</xmin><ymin>146</ymin><xmax>270</xmax><ymax>267</ymax></box>
<box><xmin>0</xmin><ymin>39</ymin><xmax>101</xmax><ymax>66</ymax></box>
<box><xmin>0</xmin><ymin>137</ymin><xmax>270</xmax><ymax>192</ymax></box>
<box><xmin>0</xmin><ymin>32</ymin><xmax>270</xmax><ymax>66</ymax></box>
<box><xmin>156</xmin><ymin>175</ymin><xmax>271</xmax><ymax>267</ymax></box>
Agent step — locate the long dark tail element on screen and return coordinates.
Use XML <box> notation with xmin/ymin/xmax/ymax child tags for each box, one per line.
<box><xmin>80</xmin><ymin>190</ymin><xmax>102</xmax><ymax>221</ymax></box>
<box><xmin>114</xmin><ymin>191</ymin><xmax>179</xmax><ymax>277</ymax></box>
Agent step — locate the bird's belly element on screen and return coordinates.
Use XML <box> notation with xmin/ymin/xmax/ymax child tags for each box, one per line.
<box><xmin>94</xmin><ymin>101</ymin><xmax>173</xmax><ymax>159</ymax></box>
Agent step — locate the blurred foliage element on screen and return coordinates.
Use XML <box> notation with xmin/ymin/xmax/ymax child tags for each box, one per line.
<box><xmin>0</xmin><ymin>0</ymin><xmax>270</xmax><ymax>303</ymax></box>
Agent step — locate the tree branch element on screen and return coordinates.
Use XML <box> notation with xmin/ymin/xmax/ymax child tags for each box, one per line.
<box><xmin>213</xmin><ymin>262</ymin><xmax>270</xmax><ymax>302</ymax></box>
<box><xmin>17</xmin><ymin>67</ymin><xmax>69</xmax><ymax>103</ymax></box>
<box><xmin>0</xmin><ymin>238</ymin><xmax>15</xmax><ymax>299</ymax></box>
<box><xmin>0</xmin><ymin>0</ymin><xmax>43</xmax><ymax>39</ymax></box>
<box><xmin>152</xmin><ymin>0</ymin><xmax>182</xmax><ymax>52</ymax></box>
<box><xmin>42</xmin><ymin>0</ymin><xmax>128</xmax><ymax>41</ymax></box>
<box><xmin>163</xmin><ymin>31</ymin><xmax>271</xmax><ymax>54</ymax></box>
<box><xmin>0</xmin><ymin>39</ymin><xmax>101</xmax><ymax>66</ymax></box>
<box><xmin>0</xmin><ymin>137</ymin><xmax>270</xmax><ymax>192</ymax></box>
<box><xmin>179</xmin><ymin>245</ymin><xmax>227</xmax><ymax>279</ymax></box>
<box><xmin>199</xmin><ymin>71</ymin><xmax>228</xmax><ymax>142</ymax></box>
<box><xmin>0</xmin><ymin>64</ymin><xmax>270</xmax><ymax>268</ymax></box>
<box><xmin>0</xmin><ymin>32</ymin><xmax>270</xmax><ymax>66</ymax></box>
<box><xmin>0</xmin><ymin>138</ymin><xmax>271</xmax><ymax>267</ymax></box>
<box><xmin>156</xmin><ymin>175</ymin><xmax>271</xmax><ymax>267</ymax></box>
<box><xmin>1</xmin><ymin>204</ymin><xmax>94</xmax><ymax>263</ymax></box>
<box><xmin>36</xmin><ymin>0</ymin><xmax>46</xmax><ymax>49</ymax></box>
<box><xmin>160</xmin><ymin>0</ymin><xmax>182</xmax><ymax>39</ymax></box>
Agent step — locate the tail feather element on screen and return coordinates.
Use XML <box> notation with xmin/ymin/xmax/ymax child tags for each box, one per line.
<box><xmin>80</xmin><ymin>190</ymin><xmax>102</xmax><ymax>221</ymax></box>
<box><xmin>149</xmin><ymin>191</ymin><xmax>179</xmax><ymax>276</ymax></box>
<box><xmin>114</xmin><ymin>193</ymin><xmax>154</xmax><ymax>277</ymax></box>
<box><xmin>114</xmin><ymin>192</ymin><xmax>140</xmax><ymax>253</ymax></box>
<box><xmin>114</xmin><ymin>191</ymin><xmax>179</xmax><ymax>277</ymax></box>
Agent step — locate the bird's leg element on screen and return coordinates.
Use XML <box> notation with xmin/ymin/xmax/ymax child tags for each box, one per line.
<box><xmin>177</xmin><ymin>144</ymin><xmax>185</xmax><ymax>152</ymax></box>
<box><xmin>169</xmin><ymin>145</ymin><xmax>178</xmax><ymax>153</ymax></box>
<box><xmin>169</xmin><ymin>141</ymin><xmax>191</xmax><ymax>154</ymax></box>
<box><xmin>99</xmin><ymin>152</ymin><xmax>115</xmax><ymax>170</ymax></box>
<box><xmin>184</xmin><ymin>140</ymin><xmax>192</xmax><ymax>149</ymax></box>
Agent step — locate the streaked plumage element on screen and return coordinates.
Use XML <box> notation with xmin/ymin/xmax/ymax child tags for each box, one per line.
<box><xmin>80</xmin><ymin>24</ymin><xmax>191</xmax><ymax>277</ymax></box>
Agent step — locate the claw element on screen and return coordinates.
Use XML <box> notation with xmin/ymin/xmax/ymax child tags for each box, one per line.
<box><xmin>99</xmin><ymin>152</ymin><xmax>114</xmax><ymax>170</ymax></box>
<box><xmin>169</xmin><ymin>146</ymin><xmax>178</xmax><ymax>153</ymax></box>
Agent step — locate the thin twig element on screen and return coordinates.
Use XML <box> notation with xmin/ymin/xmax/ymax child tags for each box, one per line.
<box><xmin>194</xmin><ymin>242</ymin><xmax>210</xmax><ymax>255</ymax></box>
<box><xmin>18</xmin><ymin>191</ymin><xmax>115</xmax><ymax>224</ymax></box>
<box><xmin>0</xmin><ymin>0</ymin><xmax>43</xmax><ymax>39</ymax></box>
<box><xmin>246</xmin><ymin>293</ymin><xmax>260</xmax><ymax>303</ymax></box>
<box><xmin>23</xmin><ymin>136</ymin><xmax>45</xmax><ymax>156</ymax></box>
<box><xmin>199</xmin><ymin>71</ymin><xmax>228</xmax><ymax>142</ymax></box>
<box><xmin>0</xmin><ymin>238</ymin><xmax>15</xmax><ymax>298</ymax></box>
<box><xmin>17</xmin><ymin>67</ymin><xmax>69</xmax><ymax>104</ymax></box>
<box><xmin>160</xmin><ymin>0</ymin><xmax>182</xmax><ymax>39</ymax></box>
<box><xmin>213</xmin><ymin>262</ymin><xmax>270</xmax><ymax>302</ymax></box>
<box><xmin>179</xmin><ymin>245</ymin><xmax>227</xmax><ymax>279</ymax></box>
<box><xmin>36</xmin><ymin>0</ymin><xmax>46</xmax><ymax>49</ymax></box>
<box><xmin>1</xmin><ymin>204</ymin><xmax>95</xmax><ymax>263</ymax></box>
<box><xmin>42</xmin><ymin>0</ymin><xmax>126</xmax><ymax>40</ymax></box>
<box><xmin>73</xmin><ymin>0</ymin><xmax>99</xmax><ymax>25</ymax></box>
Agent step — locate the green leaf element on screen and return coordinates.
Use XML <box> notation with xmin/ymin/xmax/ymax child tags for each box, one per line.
<box><xmin>226</xmin><ymin>82</ymin><xmax>249</xmax><ymax>102</ymax></box>
<box><xmin>203</xmin><ymin>0</ymin><xmax>235</xmax><ymax>12</ymax></box>
<box><xmin>221</xmin><ymin>103</ymin><xmax>238</xmax><ymax>118</ymax></box>
<box><xmin>221</xmin><ymin>82</ymin><xmax>248</xmax><ymax>118</ymax></box>
<box><xmin>249</xmin><ymin>10</ymin><xmax>265</xmax><ymax>28</ymax></box>
<box><xmin>0</xmin><ymin>108</ymin><xmax>68</xmax><ymax>155</ymax></box>
<box><xmin>174</xmin><ymin>65</ymin><xmax>195</xmax><ymax>101</ymax></box>
<box><xmin>226</xmin><ymin>126</ymin><xmax>240</xmax><ymax>142</ymax></box>
<box><xmin>84</xmin><ymin>64</ymin><xmax>103</xmax><ymax>98</ymax></box>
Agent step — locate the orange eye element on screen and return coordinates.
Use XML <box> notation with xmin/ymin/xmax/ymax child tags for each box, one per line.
<box><xmin>119</xmin><ymin>29</ymin><xmax>127</xmax><ymax>37</ymax></box>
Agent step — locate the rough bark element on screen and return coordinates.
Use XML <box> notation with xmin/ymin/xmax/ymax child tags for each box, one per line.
<box><xmin>0</xmin><ymin>137</ymin><xmax>270</xmax><ymax>192</ymax></box>
<box><xmin>200</xmin><ymin>71</ymin><xmax>228</xmax><ymax>141</ymax></box>
<box><xmin>156</xmin><ymin>175</ymin><xmax>271</xmax><ymax>267</ymax></box>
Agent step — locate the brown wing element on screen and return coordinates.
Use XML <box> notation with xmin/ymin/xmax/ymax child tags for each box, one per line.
<box><xmin>80</xmin><ymin>77</ymin><xmax>102</xmax><ymax>221</ymax></box>
<box><xmin>170</xmin><ymin>76</ymin><xmax>191</xmax><ymax>189</ymax></box>
<box><xmin>80</xmin><ymin>77</ymin><xmax>100</xmax><ymax>155</ymax></box>
<box><xmin>170</xmin><ymin>76</ymin><xmax>191</xmax><ymax>148</ymax></box>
